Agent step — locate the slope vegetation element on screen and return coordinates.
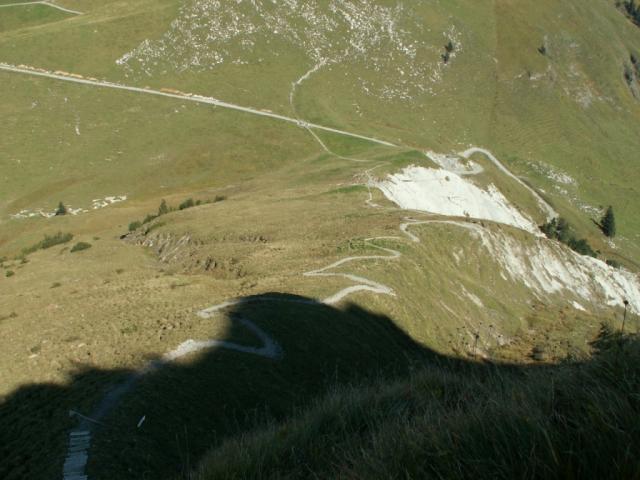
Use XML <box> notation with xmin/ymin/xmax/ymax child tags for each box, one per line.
<box><xmin>1</xmin><ymin>1</ymin><xmax>640</xmax><ymax>479</ymax></box>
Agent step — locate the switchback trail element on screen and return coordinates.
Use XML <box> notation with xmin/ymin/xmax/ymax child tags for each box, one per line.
<box><xmin>303</xmin><ymin>237</ymin><xmax>400</xmax><ymax>304</ymax></box>
<box><xmin>62</xmin><ymin>205</ymin><xmax>482</xmax><ymax>479</ymax></box>
<box><xmin>288</xmin><ymin>61</ymin><xmax>369</xmax><ymax>163</ymax></box>
<box><xmin>62</xmin><ymin>302</ymin><xmax>283</xmax><ymax>480</ymax></box>
<box><xmin>460</xmin><ymin>147</ymin><xmax>557</xmax><ymax>221</ymax></box>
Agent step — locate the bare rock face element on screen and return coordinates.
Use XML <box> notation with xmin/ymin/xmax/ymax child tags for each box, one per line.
<box><xmin>124</xmin><ymin>231</ymin><xmax>246</xmax><ymax>278</ymax></box>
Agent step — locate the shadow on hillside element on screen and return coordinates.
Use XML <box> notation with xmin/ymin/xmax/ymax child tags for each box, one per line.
<box><xmin>0</xmin><ymin>293</ymin><xmax>429</xmax><ymax>479</ymax></box>
<box><xmin>0</xmin><ymin>293</ymin><xmax>612</xmax><ymax>480</ymax></box>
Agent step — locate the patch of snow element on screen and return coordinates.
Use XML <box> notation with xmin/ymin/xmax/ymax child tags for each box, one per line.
<box><xmin>377</xmin><ymin>166</ymin><xmax>541</xmax><ymax>234</ymax></box>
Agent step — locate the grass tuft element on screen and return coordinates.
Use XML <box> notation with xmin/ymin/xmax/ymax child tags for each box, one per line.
<box><xmin>70</xmin><ymin>242</ymin><xmax>92</xmax><ymax>253</ymax></box>
<box><xmin>196</xmin><ymin>327</ymin><xmax>640</xmax><ymax>480</ymax></box>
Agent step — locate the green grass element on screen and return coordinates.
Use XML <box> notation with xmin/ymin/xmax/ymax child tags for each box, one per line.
<box><xmin>196</xmin><ymin>328</ymin><xmax>640</xmax><ymax>480</ymax></box>
<box><xmin>0</xmin><ymin>4</ymin><xmax>71</xmax><ymax>32</ymax></box>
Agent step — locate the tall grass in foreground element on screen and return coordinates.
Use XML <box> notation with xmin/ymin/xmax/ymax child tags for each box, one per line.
<box><xmin>196</xmin><ymin>327</ymin><xmax>640</xmax><ymax>479</ymax></box>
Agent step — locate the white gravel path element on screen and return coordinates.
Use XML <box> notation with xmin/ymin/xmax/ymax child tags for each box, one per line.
<box><xmin>0</xmin><ymin>1</ymin><xmax>82</xmax><ymax>15</ymax></box>
<box><xmin>0</xmin><ymin>62</ymin><xmax>395</xmax><ymax>148</ymax></box>
<box><xmin>460</xmin><ymin>147</ymin><xmax>557</xmax><ymax>221</ymax></box>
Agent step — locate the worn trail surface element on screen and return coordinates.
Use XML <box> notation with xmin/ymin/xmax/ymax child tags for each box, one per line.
<box><xmin>460</xmin><ymin>147</ymin><xmax>557</xmax><ymax>221</ymax></box>
<box><xmin>0</xmin><ymin>63</ymin><xmax>395</xmax><ymax>148</ymax></box>
<box><xmin>0</xmin><ymin>1</ymin><xmax>82</xmax><ymax>15</ymax></box>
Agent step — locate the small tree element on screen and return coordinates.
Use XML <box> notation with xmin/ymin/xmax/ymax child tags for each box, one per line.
<box><xmin>179</xmin><ymin>198</ymin><xmax>195</xmax><ymax>210</ymax></box>
<box><xmin>55</xmin><ymin>201</ymin><xmax>67</xmax><ymax>216</ymax></box>
<box><xmin>441</xmin><ymin>41</ymin><xmax>455</xmax><ymax>64</ymax></box>
<box><xmin>556</xmin><ymin>217</ymin><xmax>571</xmax><ymax>243</ymax></box>
<box><xmin>158</xmin><ymin>199</ymin><xmax>169</xmax><ymax>216</ymax></box>
<box><xmin>540</xmin><ymin>218</ymin><xmax>558</xmax><ymax>238</ymax></box>
<box><xmin>624</xmin><ymin>64</ymin><xmax>634</xmax><ymax>85</ymax></box>
<box><xmin>625</xmin><ymin>0</ymin><xmax>640</xmax><ymax>24</ymax></box>
<box><xmin>601</xmin><ymin>206</ymin><xmax>616</xmax><ymax>238</ymax></box>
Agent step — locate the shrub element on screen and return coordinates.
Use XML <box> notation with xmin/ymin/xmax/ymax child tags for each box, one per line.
<box><xmin>538</xmin><ymin>44</ymin><xmax>546</xmax><ymax>55</ymax></box>
<box><xmin>128</xmin><ymin>221</ymin><xmax>142</xmax><ymax>232</ymax></box>
<box><xmin>55</xmin><ymin>201</ymin><xmax>67</xmax><ymax>216</ymax></box>
<box><xmin>568</xmin><ymin>237</ymin><xmax>597</xmax><ymax>257</ymax></box>
<box><xmin>556</xmin><ymin>217</ymin><xmax>571</xmax><ymax>243</ymax></box>
<box><xmin>624</xmin><ymin>64</ymin><xmax>635</xmax><ymax>85</ymax></box>
<box><xmin>540</xmin><ymin>218</ymin><xmax>556</xmax><ymax>238</ymax></box>
<box><xmin>624</xmin><ymin>0</ymin><xmax>640</xmax><ymax>24</ymax></box>
<box><xmin>214</xmin><ymin>195</ymin><xmax>226</xmax><ymax>203</ymax></box>
<box><xmin>41</xmin><ymin>232</ymin><xmax>73</xmax><ymax>249</ymax></box>
<box><xmin>158</xmin><ymin>199</ymin><xmax>169</xmax><ymax>216</ymax></box>
<box><xmin>530</xmin><ymin>345</ymin><xmax>546</xmax><ymax>361</ymax></box>
<box><xmin>179</xmin><ymin>198</ymin><xmax>195</xmax><ymax>210</ymax></box>
<box><xmin>540</xmin><ymin>217</ymin><xmax>570</xmax><ymax>242</ymax></box>
<box><xmin>541</xmin><ymin>218</ymin><xmax>597</xmax><ymax>257</ymax></box>
<box><xmin>631</xmin><ymin>53</ymin><xmax>640</xmax><ymax>74</ymax></box>
<box><xmin>23</xmin><ymin>232</ymin><xmax>74</xmax><ymax>255</ymax></box>
<box><xmin>5</xmin><ymin>270</ymin><xmax>14</xmax><ymax>278</ymax></box>
<box><xmin>606</xmin><ymin>259</ymin><xmax>621</xmax><ymax>269</ymax></box>
<box><xmin>70</xmin><ymin>242</ymin><xmax>92</xmax><ymax>253</ymax></box>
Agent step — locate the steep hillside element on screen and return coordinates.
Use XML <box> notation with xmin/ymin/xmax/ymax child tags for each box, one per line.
<box><xmin>195</xmin><ymin>328</ymin><xmax>640</xmax><ymax>480</ymax></box>
<box><xmin>0</xmin><ymin>1</ymin><xmax>639</xmax><ymax>479</ymax></box>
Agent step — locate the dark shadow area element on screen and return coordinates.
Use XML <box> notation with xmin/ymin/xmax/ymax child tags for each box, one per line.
<box><xmin>0</xmin><ymin>294</ymin><xmax>637</xmax><ymax>480</ymax></box>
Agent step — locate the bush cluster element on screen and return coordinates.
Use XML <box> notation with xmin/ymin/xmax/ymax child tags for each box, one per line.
<box><xmin>22</xmin><ymin>232</ymin><xmax>74</xmax><ymax>255</ymax></box>
<box><xmin>70</xmin><ymin>242</ymin><xmax>92</xmax><ymax>253</ymax></box>
<box><xmin>127</xmin><ymin>196</ymin><xmax>226</xmax><ymax>233</ymax></box>
<box><xmin>442</xmin><ymin>40</ymin><xmax>454</xmax><ymax>64</ymax></box>
<box><xmin>622</xmin><ymin>0</ymin><xmax>640</xmax><ymax>24</ymax></box>
<box><xmin>540</xmin><ymin>217</ymin><xmax>597</xmax><ymax>257</ymax></box>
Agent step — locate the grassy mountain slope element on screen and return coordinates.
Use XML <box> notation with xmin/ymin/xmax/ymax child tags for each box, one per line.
<box><xmin>1</xmin><ymin>1</ymin><xmax>640</xmax><ymax>478</ymax></box>
<box><xmin>196</xmin><ymin>328</ymin><xmax>640</xmax><ymax>480</ymax></box>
